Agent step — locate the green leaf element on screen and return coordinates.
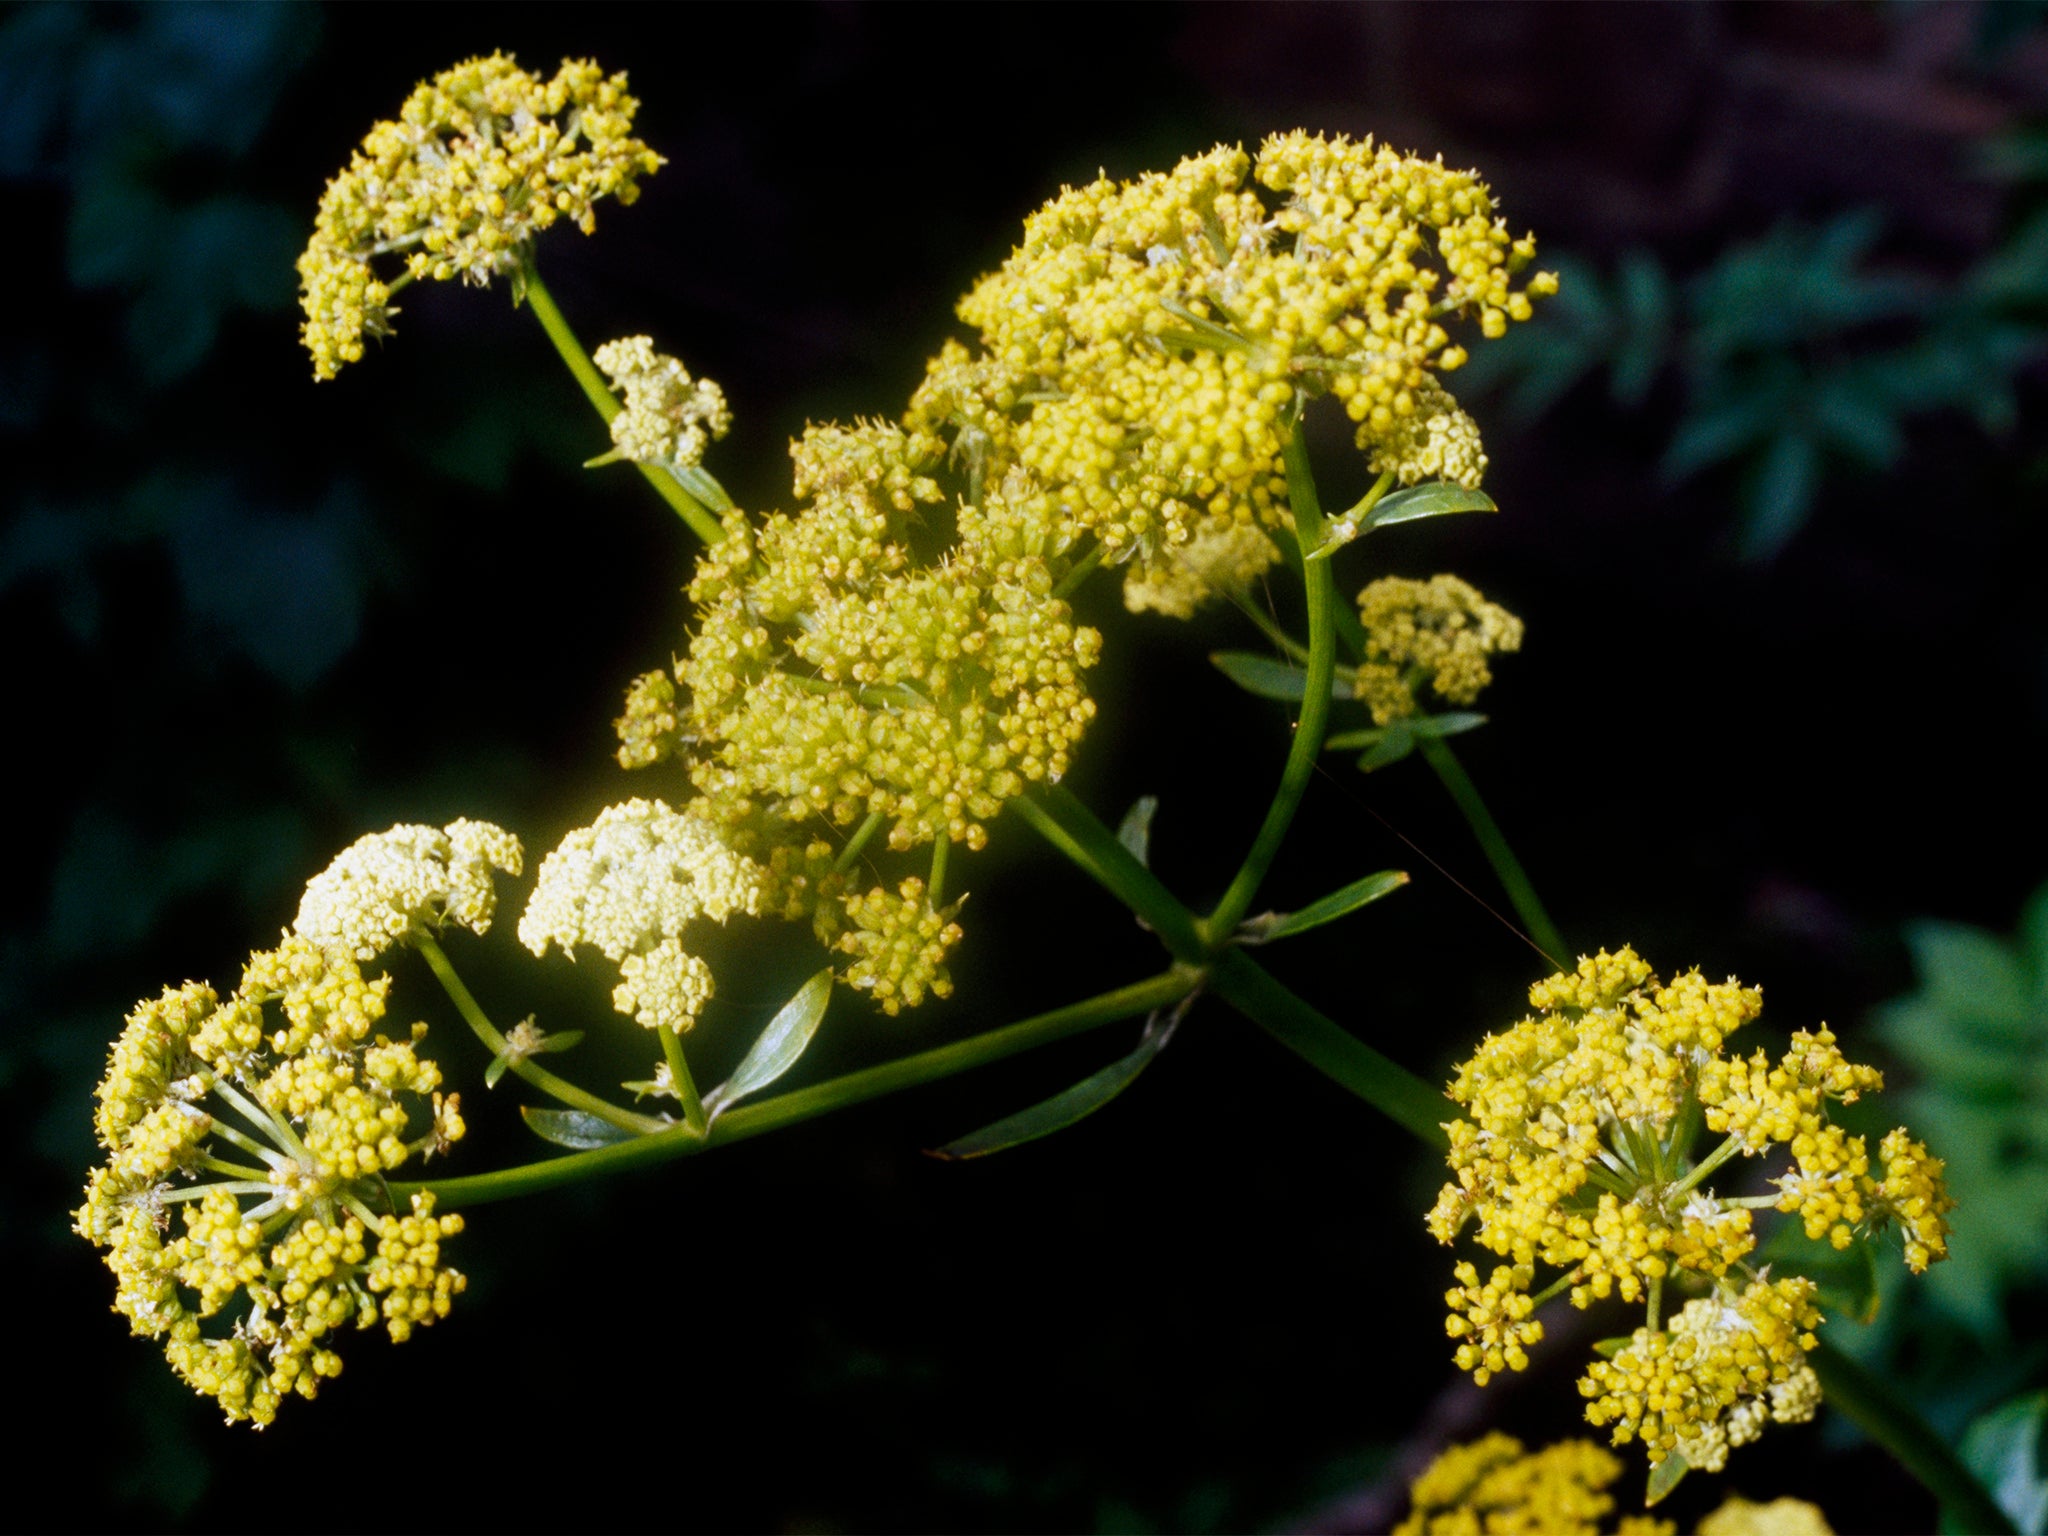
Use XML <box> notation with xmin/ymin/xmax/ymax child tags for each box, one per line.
<box><xmin>1245</xmin><ymin>870</ymin><xmax>1409</xmax><ymax>943</ymax></box>
<box><xmin>1360</xmin><ymin>482</ymin><xmax>1497</xmax><ymax>530</ymax></box>
<box><xmin>1960</xmin><ymin>1391</ymin><xmax>2048</xmax><ymax>1536</ymax></box>
<box><xmin>521</xmin><ymin>1107</ymin><xmax>641</xmax><ymax>1150</ymax></box>
<box><xmin>1118</xmin><ymin>796</ymin><xmax>1159</xmax><ymax>868</ymax></box>
<box><xmin>1209</xmin><ymin>651</ymin><xmax>1346</xmax><ymax>703</ymax></box>
<box><xmin>1407</xmin><ymin>711</ymin><xmax>1487</xmax><ymax>739</ymax></box>
<box><xmin>1906</xmin><ymin>921</ymin><xmax>2038</xmax><ymax>1037</ymax></box>
<box><xmin>1323</xmin><ymin>728</ymin><xmax>1384</xmax><ymax>752</ymax></box>
<box><xmin>1645</xmin><ymin>1450</ymin><xmax>1691</xmax><ymax>1507</ymax></box>
<box><xmin>929</xmin><ymin>1012</ymin><xmax>1180</xmax><ymax>1160</ymax></box>
<box><xmin>538</xmin><ymin>1029</ymin><xmax>586</xmax><ymax>1055</ymax></box>
<box><xmin>701</xmin><ymin>968</ymin><xmax>834</xmax><ymax>1121</ymax></box>
<box><xmin>1356</xmin><ymin>722</ymin><xmax>1416</xmax><ymax>772</ymax></box>
<box><xmin>1737</xmin><ymin>430</ymin><xmax>1820</xmax><ymax>561</ymax></box>
<box><xmin>484</xmin><ymin>1052</ymin><xmax>511</xmax><ymax>1090</ymax></box>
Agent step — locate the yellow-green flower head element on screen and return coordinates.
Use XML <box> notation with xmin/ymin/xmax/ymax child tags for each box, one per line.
<box><xmin>518</xmin><ymin>797</ymin><xmax>766</xmax><ymax>1032</ymax></box>
<box><xmin>1354</xmin><ymin>574</ymin><xmax>1524</xmax><ymax>726</ymax></box>
<box><xmin>835</xmin><ymin>876</ymin><xmax>965</xmax><ymax>1015</ymax></box>
<box><xmin>592</xmin><ymin>336</ymin><xmax>732</xmax><ymax>467</ymax></box>
<box><xmin>1426</xmin><ymin>948</ymin><xmax>1953</xmax><ymax>1467</ymax></box>
<box><xmin>297</xmin><ymin>53</ymin><xmax>662</xmax><ymax>379</ymax></box>
<box><xmin>908</xmin><ymin>131</ymin><xmax>1553</xmax><ymax>616</ymax></box>
<box><xmin>294</xmin><ymin>818</ymin><xmax>523</xmax><ymax>962</ymax></box>
<box><xmin>671</xmin><ymin>423</ymin><xmax>1102</xmax><ymax>859</ymax></box>
<box><xmin>1695</xmin><ymin>1497</ymin><xmax>1835</xmax><ymax>1536</ymax></box>
<box><xmin>76</xmin><ymin>938</ymin><xmax>466</xmax><ymax>1426</ymax></box>
<box><xmin>1395</xmin><ymin>1433</ymin><xmax>1673</xmax><ymax>1536</ymax></box>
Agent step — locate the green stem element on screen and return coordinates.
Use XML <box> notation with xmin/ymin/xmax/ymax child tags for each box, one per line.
<box><xmin>1208</xmin><ymin>948</ymin><xmax>1450</xmax><ymax>1148</ymax></box>
<box><xmin>1810</xmin><ymin>1339</ymin><xmax>2015</xmax><ymax>1534</ymax></box>
<box><xmin>1012</xmin><ymin>785</ymin><xmax>1207</xmax><ymax>963</ymax></box>
<box><xmin>392</xmin><ymin>969</ymin><xmax>1197</xmax><ymax>1206</ymax></box>
<box><xmin>414</xmin><ymin>934</ymin><xmax>666</xmax><ymax>1137</ymax></box>
<box><xmin>1014</xmin><ymin>782</ymin><xmax>1451</xmax><ymax>1144</ymax></box>
<box><xmin>517</xmin><ymin>256</ymin><xmax>727</xmax><ymax>547</ymax></box>
<box><xmin>834</xmin><ymin>810</ymin><xmax>885</xmax><ymax>875</ymax></box>
<box><xmin>928</xmin><ymin>833</ymin><xmax>950</xmax><ymax>907</ymax></box>
<box><xmin>1204</xmin><ymin>411</ymin><xmax>1340</xmax><ymax>941</ymax></box>
<box><xmin>1052</xmin><ymin>541</ymin><xmax>1107</xmax><ymax>601</ymax></box>
<box><xmin>1226</xmin><ymin>587</ymin><xmax>1312</xmax><ymax>664</ymax></box>
<box><xmin>657</xmin><ymin>1023</ymin><xmax>708</xmax><ymax>1137</ymax></box>
<box><xmin>1668</xmin><ymin>1132</ymin><xmax>1744</xmax><ymax>1199</ymax></box>
<box><xmin>1415</xmin><ymin>734</ymin><xmax>1570</xmax><ymax>970</ymax></box>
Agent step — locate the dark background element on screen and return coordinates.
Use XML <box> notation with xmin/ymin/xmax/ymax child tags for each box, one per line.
<box><xmin>5</xmin><ymin>3</ymin><xmax>2047</xmax><ymax>1530</ymax></box>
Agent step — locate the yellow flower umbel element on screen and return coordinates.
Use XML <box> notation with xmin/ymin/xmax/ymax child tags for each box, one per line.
<box><xmin>908</xmin><ymin>131</ymin><xmax>1555</xmax><ymax>615</ymax></box>
<box><xmin>75</xmin><ymin>822</ymin><xmax>523</xmax><ymax>1423</ymax></box>
<box><xmin>1396</xmin><ymin>1435</ymin><xmax>1834</xmax><ymax>1536</ymax></box>
<box><xmin>1427</xmin><ymin>948</ymin><xmax>1954</xmax><ymax>1471</ymax></box>
<box><xmin>1397</xmin><ymin>1434</ymin><xmax>1673</xmax><ymax>1536</ymax></box>
<box><xmin>616</xmin><ymin>424</ymin><xmax>1098</xmax><ymax>1013</ymax></box>
<box><xmin>76</xmin><ymin>947</ymin><xmax>469</xmax><ymax>1426</ymax></box>
<box><xmin>297</xmin><ymin>53</ymin><xmax>662</xmax><ymax>379</ymax></box>
<box><xmin>1353</xmin><ymin>574</ymin><xmax>1524</xmax><ymax>726</ymax></box>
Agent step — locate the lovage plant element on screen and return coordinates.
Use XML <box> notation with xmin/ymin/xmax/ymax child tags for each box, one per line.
<box><xmin>76</xmin><ymin>51</ymin><xmax>2002</xmax><ymax>1529</ymax></box>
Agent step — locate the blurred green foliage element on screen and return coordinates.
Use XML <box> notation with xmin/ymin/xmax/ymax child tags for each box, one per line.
<box><xmin>1876</xmin><ymin>880</ymin><xmax>2048</xmax><ymax>1339</ymax></box>
<box><xmin>1464</xmin><ymin>201</ymin><xmax>2048</xmax><ymax>558</ymax></box>
<box><xmin>1961</xmin><ymin>1391</ymin><xmax>2048</xmax><ymax>1536</ymax></box>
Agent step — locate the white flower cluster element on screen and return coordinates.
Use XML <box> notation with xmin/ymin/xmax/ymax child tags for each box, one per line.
<box><xmin>1363</xmin><ymin>377</ymin><xmax>1488</xmax><ymax>489</ymax></box>
<box><xmin>592</xmin><ymin>336</ymin><xmax>731</xmax><ymax>467</ymax></box>
<box><xmin>295</xmin><ymin>819</ymin><xmax>524</xmax><ymax>961</ymax></box>
<box><xmin>518</xmin><ymin>799</ymin><xmax>765</xmax><ymax>1031</ymax></box>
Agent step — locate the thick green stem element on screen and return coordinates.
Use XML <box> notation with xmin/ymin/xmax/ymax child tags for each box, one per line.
<box><xmin>393</xmin><ymin>969</ymin><xmax>1197</xmax><ymax>1206</ymax></box>
<box><xmin>1416</xmin><ymin>734</ymin><xmax>1570</xmax><ymax>970</ymax></box>
<box><xmin>517</xmin><ymin>257</ymin><xmax>726</xmax><ymax>546</ymax></box>
<box><xmin>1204</xmin><ymin>414</ymin><xmax>1340</xmax><ymax>941</ymax></box>
<box><xmin>1208</xmin><ymin>948</ymin><xmax>1450</xmax><ymax>1147</ymax></box>
<box><xmin>834</xmin><ymin>810</ymin><xmax>885</xmax><ymax>875</ymax></box>
<box><xmin>1810</xmin><ymin>1340</ymin><xmax>2015</xmax><ymax>1534</ymax></box>
<box><xmin>415</xmin><ymin>934</ymin><xmax>666</xmax><ymax>1137</ymax></box>
<box><xmin>1012</xmin><ymin>785</ymin><xmax>1207</xmax><ymax>963</ymax></box>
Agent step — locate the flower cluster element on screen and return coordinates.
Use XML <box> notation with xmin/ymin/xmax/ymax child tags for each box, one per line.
<box><xmin>1397</xmin><ymin>1433</ymin><xmax>1670</xmax><ymax>1536</ymax></box>
<box><xmin>519</xmin><ymin>798</ymin><xmax>767</xmax><ymax>1032</ymax></box>
<box><xmin>1397</xmin><ymin>1435</ymin><xmax>1835</xmax><ymax>1536</ymax></box>
<box><xmin>907</xmin><ymin>131</ymin><xmax>1553</xmax><ymax>615</ymax></box>
<box><xmin>76</xmin><ymin>941</ymin><xmax>468</xmax><ymax>1426</ymax></box>
<box><xmin>1353</xmin><ymin>574</ymin><xmax>1524</xmax><ymax>726</ymax></box>
<box><xmin>294</xmin><ymin>819</ymin><xmax>524</xmax><ymax>961</ymax></box>
<box><xmin>298</xmin><ymin>53</ymin><xmax>662</xmax><ymax>379</ymax></box>
<box><xmin>617</xmin><ymin>425</ymin><xmax>1098</xmax><ymax>1010</ymax></box>
<box><xmin>591</xmin><ymin>336</ymin><xmax>732</xmax><ymax>467</ymax></box>
<box><xmin>1427</xmin><ymin>948</ymin><xmax>1952</xmax><ymax>1469</ymax></box>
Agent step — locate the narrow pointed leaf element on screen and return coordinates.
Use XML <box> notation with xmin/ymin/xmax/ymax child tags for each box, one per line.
<box><xmin>1118</xmin><ymin>795</ymin><xmax>1159</xmax><ymax>868</ymax></box>
<box><xmin>1256</xmin><ymin>870</ymin><xmax>1409</xmax><ymax>942</ymax></box>
<box><xmin>1362</xmin><ymin>482</ymin><xmax>1497</xmax><ymax>530</ymax></box>
<box><xmin>1211</xmin><ymin>651</ymin><xmax>1309</xmax><ymax>701</ymax></box>
<box><xmin>701</xmin><ymin>968</ymin><xmax>834</xmax><ymax>1121</ymax></box>
<box><xmin>929</xmin><ymin>1015</ymin><xmax>1179</xmax><ymax>1160</ymax></box>
<box><xmin>521</xmin><ymin>1106</ymin><xmax>641</xmax><ymax>1150</ymax></box>
<box><xmin>1323</xmin><ymin>728</ymin><xmax>1385</xmax><ymax>752</ymax></box>
<box><xmin>1356</xmin><ymin>723</ymin><xmax>1416</xmax><ymax>772</ymax></box>
<box><xmin>484</xmin><ymin>1052</ymin><xmax>512</xmax><ymax>1089</ymax></box>
<box><xmin>1645</xmin><ymin>1451</ymin><xmax>1692</xmax><ymax>1507</ymax></box>
<box><xmin>536</xmin><ymin>1029</ymin><xmax>585</xmax><ymax>1055</ymax></box>
<box><xmin>1407</xmin><ymin>711</ymin><xmax>1487</xmax><ymax>739</ymax></box>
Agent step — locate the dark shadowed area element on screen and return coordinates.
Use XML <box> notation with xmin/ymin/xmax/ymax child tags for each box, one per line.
<box><xmin>6</xmin><ymin>4</ymin><xmax>2046</xmax><ymax>1531</ymax></box>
